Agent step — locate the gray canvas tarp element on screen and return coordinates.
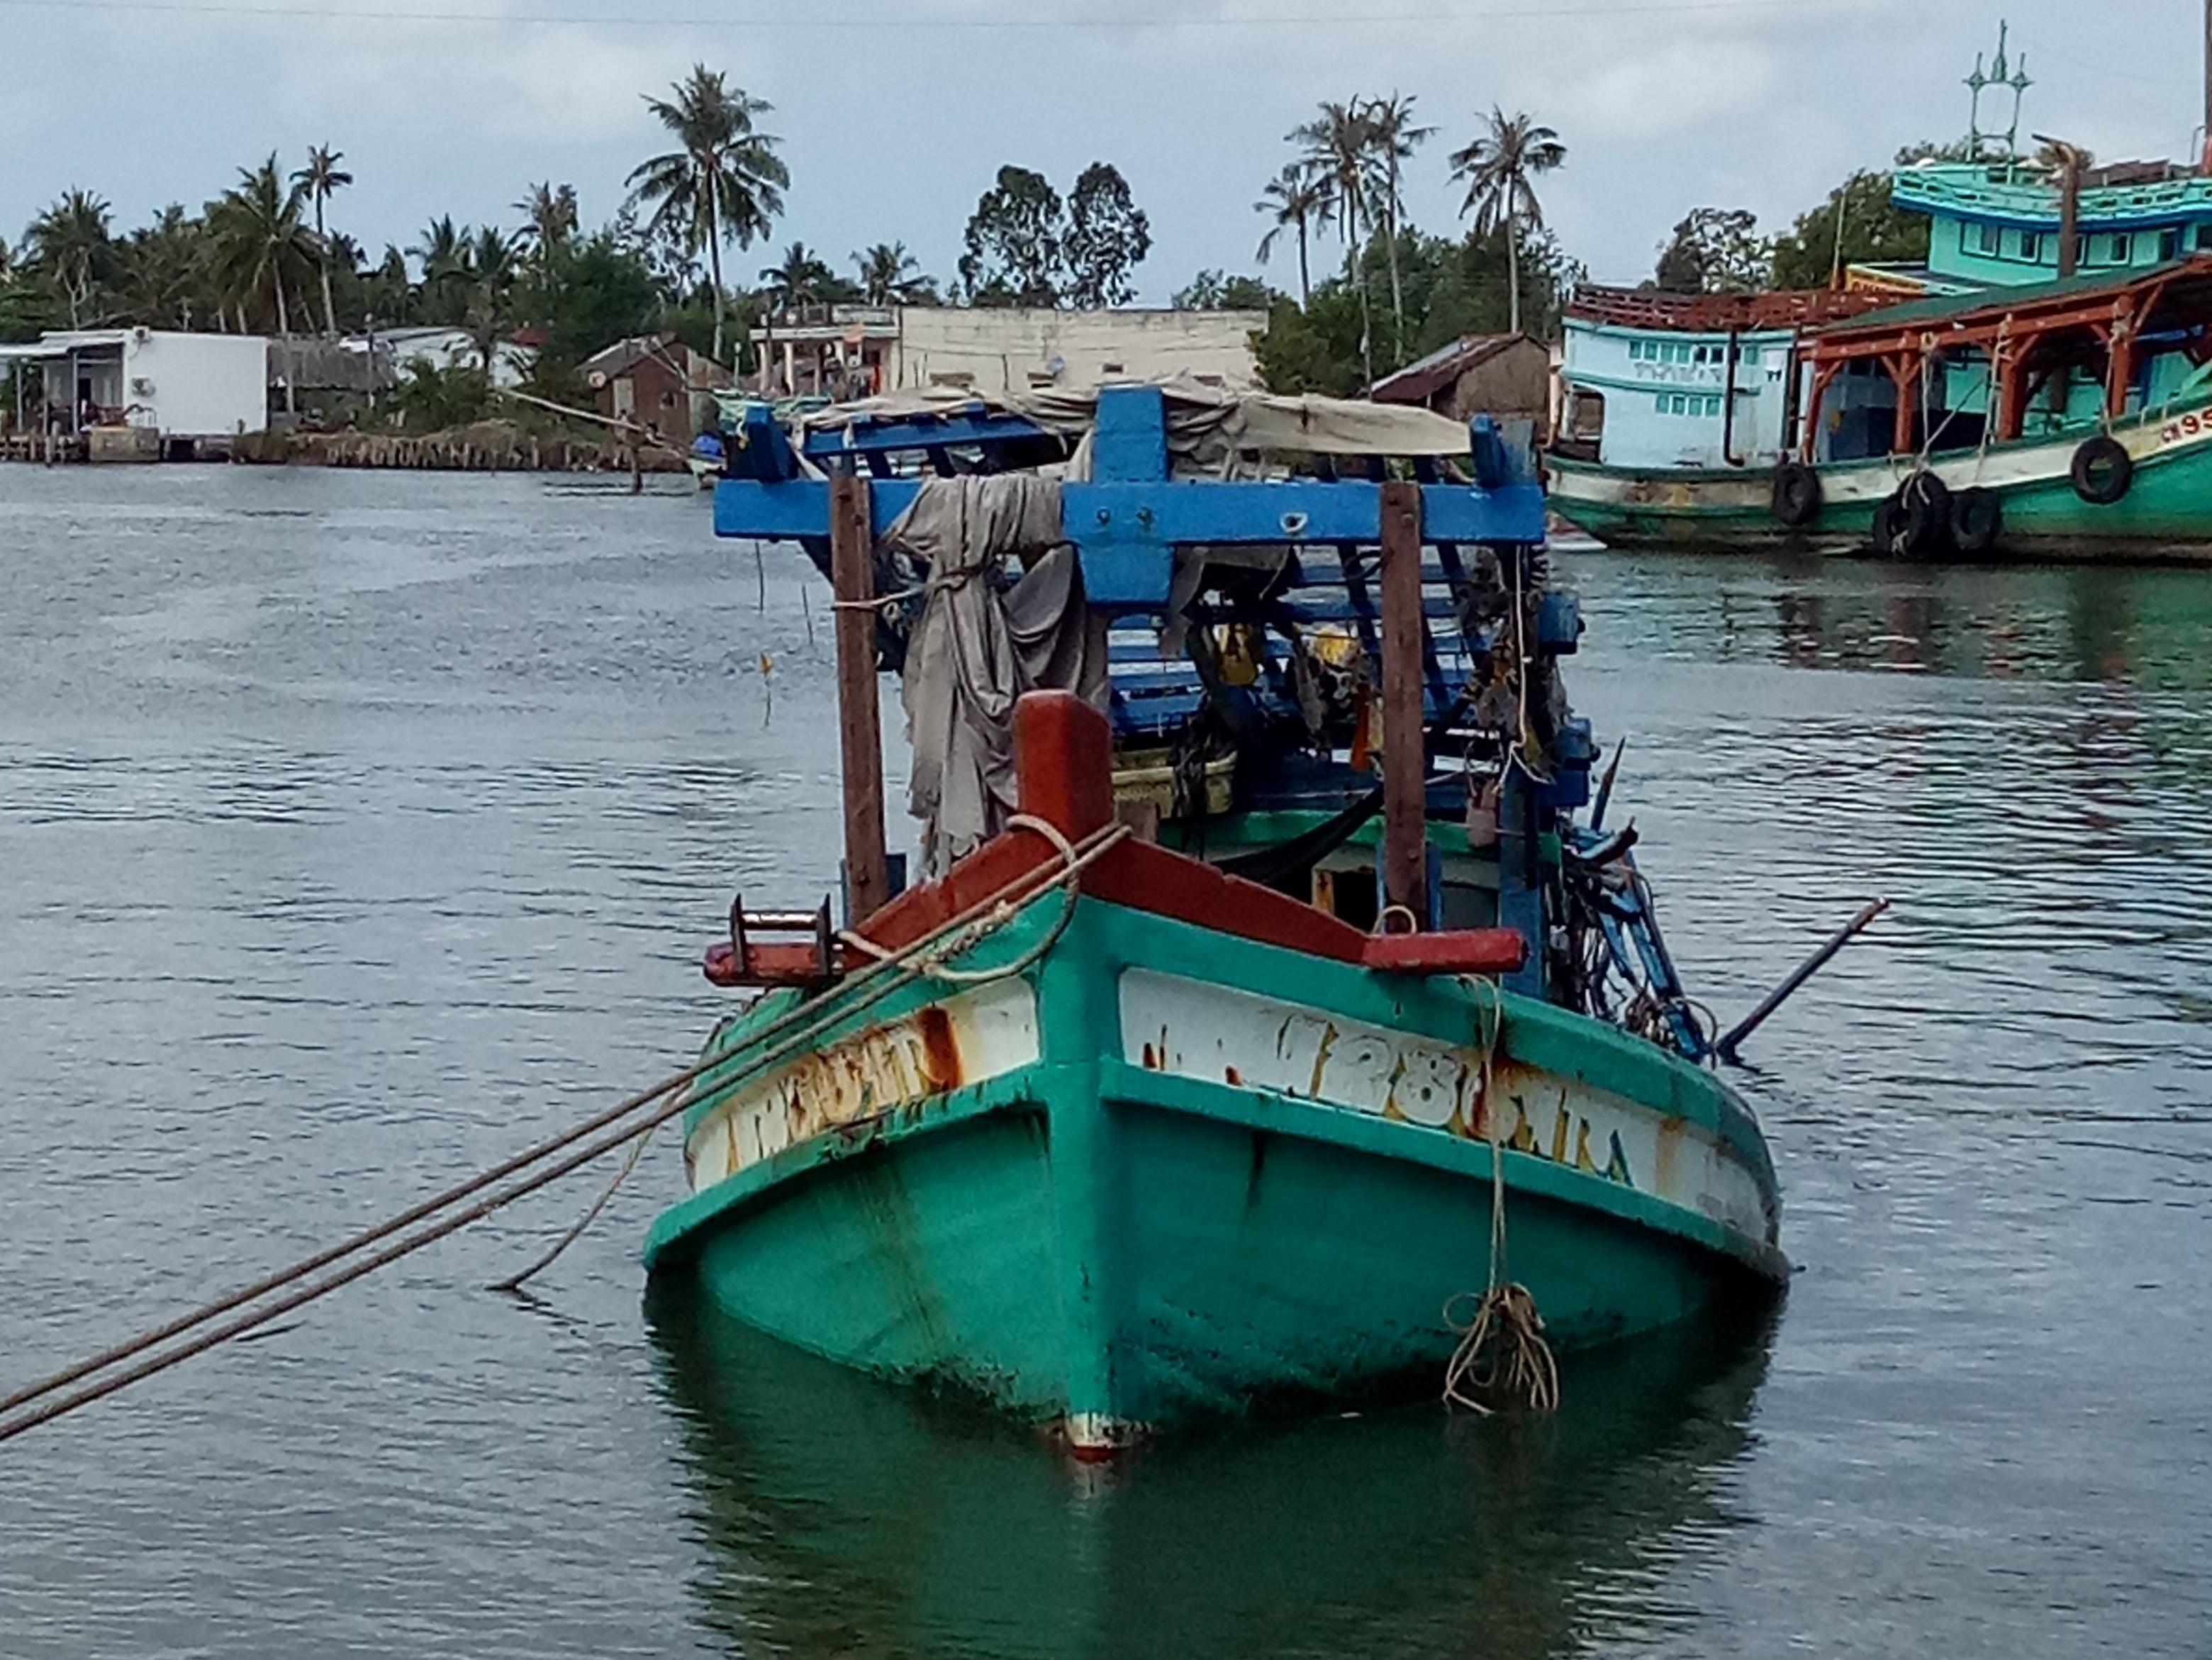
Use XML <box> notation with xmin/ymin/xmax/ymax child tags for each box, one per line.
<box><xmin>885</xmin><ymin>475</ymin><xmax>1110</xmax><ymax>873</ymax></box>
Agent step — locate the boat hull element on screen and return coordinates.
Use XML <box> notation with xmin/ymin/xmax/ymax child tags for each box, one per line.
<box><xmin>644</xmin><ymin>893</ymin><xmax>1784</xmax><ymax>1452</ymax></box>
<box><xmin>1548</xmin><ymin>406</ymin><xmax>2212</xmax><ymax>559</ymax></box>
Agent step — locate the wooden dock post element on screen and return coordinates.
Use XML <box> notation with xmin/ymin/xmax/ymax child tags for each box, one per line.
<box><xmin>830</xmin><ymin>473</ymin><xmax>890</xmax><ymax>924</ymax></box>
<box><xmin>1378</xmin><ymin>479</ymin><xmax>1427</xmax><ymax>926</ymax></box>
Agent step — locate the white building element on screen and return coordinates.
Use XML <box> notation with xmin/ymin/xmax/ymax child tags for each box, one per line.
<box><xmin>752</xmin><ymin>306</ymin><xmax>1267</xmax><ymax>399</ymax></box>
<box><xmin>1</xmin><ymin>329</ymin><xmax>269</xmax><ymax>445</ymax></box>
<box><xmin>372</xmin><ymin>326</ymin><xmax>535</xmax><ymax>390</ymax></box>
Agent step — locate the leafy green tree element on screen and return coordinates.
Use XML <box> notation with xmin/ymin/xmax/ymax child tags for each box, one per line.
<box><xmin>523</xmin><ymin>230</ymin><xmax>662</xmax><ymax>392</ymax></box>
<box><xmin>1772</xmin><ymin>167</ymin><xmax>1928</xmax><ymax>289</ymax></box>
<box><xmin>24</xmin><ymin>189</ymin><xmax>116</xmax><ymax>327</ymax></box>
<box><xmin>1448</xmin><ymin>107</ymin><xmax>1565</xmax><ymax>335</ymax></box>
<box><xmin>1254</xmin><ymin>162</ymin><xmax>1326</xmax><ymax>307</ymax></box>
<box><xmin>1172</xmin><ymin>269</ymin><xmax>1273</xmax><ymax>310</ymax></box>
<box><xmin>205</xmin><ymin>157</ymin><xmax>318</xmax><ymax>338</ymax></box>
<box><xmin>115</xmin><ymin>204</ymin><xmax>212</xmax><ymax>330</ymax></box>
<box><xmin>1654</xmin><ymin>206</ymin><xmax>1772</xmax><ymax>293</ymax></box>
<box><xmin>392</xmin><ymin>360</ymin><xmax>492</xmax><ymax>429</ymax></box>
<box><xmin>959</xmin><ymin>165</ymin><xmax>1065</xmax><ymax>306</ymax></box>
<box><xmin>1063</xmin><ymin>162</ymin><xmax>1151</xmax><ymax>308</ymax></box>
<box><xmin>293</xmin><ymin>145</ymin><xmax>352</xmax><ymax>333</ymax></box>
<box><xmin>626</xmin><ymin>65</ymin><xmax>787</xmax><ymax>364</ymax></box>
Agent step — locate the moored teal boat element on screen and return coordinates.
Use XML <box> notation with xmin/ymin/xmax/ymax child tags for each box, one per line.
<box><xmin>651</xmin><ymin>384</ymin><xmax>1788</xmax><ymax>1453</ymax></box>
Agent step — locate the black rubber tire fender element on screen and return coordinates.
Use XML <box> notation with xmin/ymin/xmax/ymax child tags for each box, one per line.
<box><xmin>1898</xmin><ymin>469</ymin><xmax>1953</xmax><ymax>557</ymax></box>
<box><xmin>2071</xmin><ymin>435</ymin><xmax>2133</xmax><ymax>505</ymax></box>
<box><xmin>1770</xmin><ymin>460</ymin><xmax>1823</xmax><ymax>528</ymax></box>
<box><xmin>1870</xmin><ymin>493</ymin><xmax>1909</xmax><ymax>558</ymax></box>
<box><xmin>1950</xmin><ymin>486</ymin><xmax>2004</xmax><ymax>555</ymax></box>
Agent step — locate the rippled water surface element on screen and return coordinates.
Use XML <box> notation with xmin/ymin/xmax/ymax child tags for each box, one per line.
<box><xmin>2</xmin><ymin>469</ymin><xmax>2206</xmax><ymax>1657</ymax></box>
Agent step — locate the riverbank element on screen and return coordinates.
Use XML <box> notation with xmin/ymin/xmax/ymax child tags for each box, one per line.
<box><xmin>0</xmin><ymin>418</ymin><xmax>692</xmax><ymax>473</ymax></box>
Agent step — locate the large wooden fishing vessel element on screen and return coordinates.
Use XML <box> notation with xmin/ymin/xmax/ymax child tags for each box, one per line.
<box><xmin>644</xmin><ymin>384</ymin><xmax>1787</xmax><ymax>1453</ymax></box>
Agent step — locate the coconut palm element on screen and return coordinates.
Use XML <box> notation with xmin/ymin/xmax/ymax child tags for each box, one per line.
<box><xmin>853</xmin><ymin>240</ymin><xmax>927</xmax><ymax>306</ymax></box>
<box><xmin>627</xmin><ymin>64</ymin><xmax>788</xmax><ymax>364</ymax></box>
<box><xmin>24</xmin><ymin>189</ymin><xmax>115</xmax><ymax>327</ymax></box>
<box><xmin>515</xmin><ymin>182</ymin><xmax>579</xmax><ymax>259</ymax></box>
<box><xmin>205</xmin><ymin>157</ymin><xmax>317</xmax><ymax>339</ymax></box>
<box><xmin>1361</xmin><ymin>92</ymin><xmax>1434</xmax><ymax>363</ymax></box>
<box><xmin>1291</xmin><ymin>100</ymin><xmax>1379</xmax><ymax>386</ymax></box>
<box><xmin>410</xmin><ymin>214</ymin><xmax>471</xmax><ymax>324</ymax></box>
<box><xmin>761</xmin><ymin>241</ymin><xmax>834</xmax><ymax>311</ymax></box>
<box><xmin>461</xmin><ymin>225</ymin><xmax>519</xmax><ymax>381</ymax></box>
<box><xmin>1253</xmin><ymin>162</ymin><xmax>1325</xmax><ymax>307</ymax></box>
<box><xmin>292</xmin><ymin>144</ymin><xmax>352</xmax><ymax>334</ymax></box>
<box><xmin>1448</xmin><ymin>107</ymin><xmax>1566</xmax><ymax>336</ymax></box>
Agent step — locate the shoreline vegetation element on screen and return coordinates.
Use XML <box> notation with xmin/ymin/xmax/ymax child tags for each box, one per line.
<box><xmin>0</xmin><ymin>62</ymin><xmax>1954</xmax><ymax>464</ymax></box>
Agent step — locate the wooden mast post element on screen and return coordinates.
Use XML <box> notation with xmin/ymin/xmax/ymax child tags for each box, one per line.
<box><xmin>1378</xmin><ymin>479</ymin><xmax>1427</xmax><ymax>926</ymax></box>
<box><xmin>830</xmin><ymin>472</ymin><xmax>890</xmax><ymax>924</ymax></box>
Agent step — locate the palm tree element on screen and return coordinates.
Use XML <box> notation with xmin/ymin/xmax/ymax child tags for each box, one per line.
<box><xmin>1448</xmin><ymin>107</ymin><xmax>1566</xmax><ymax>337</ymax></box>
<box><xmin>1253</xmin><ymin>163</ymin><xmax>1325</xmax><ymax>307</ymax></box>
<box><xmin>25</xmin><ymin>189</ymin><xmax>115</xmax><ymax>327</ymax></box>
<box><xmin>461</xmin><ymin>226</ymin><xmax>519</xmax><ymax>381</ymax></box>
<box><xmin>410</xmin><ymin>214</ymin><xmax>471</xmax><ymax>324</ymax></box>
<box><xmin>515</xmin><ymin>182</ymin><xmax>579</xmax><ymax>260</ymax></box>
<box><xmin>205</xmin><ymin>157</ymin><xmax>317</xmax><ymax>339</ymax></box>
<box><xmin>761</xmin><ymin>241</ymin><xmax>834</xmax><ymax>311</ymax></box>
<box><xmin>627</xmin><ymin>64</ymin><xmax>788</xmax><ymax>365</ymax></box>
<box><xmin>853</xmin><ymin>241</ymin><xmax>926</xmax><ymax>306</ymax></box>
<box><xmin>1292</xmin><ymin>100</ymin><xmax>1379</xmax><ymax>386</ymax></box>
<box><xmin>292</xmin><ymin>144</ymin><xmax>352</xmax><ymax>334</ymax></box>
<box><xmin>1361</xmin><ymin>92</ymin><xmax>1434</xmax><ymax>364</ymax></box>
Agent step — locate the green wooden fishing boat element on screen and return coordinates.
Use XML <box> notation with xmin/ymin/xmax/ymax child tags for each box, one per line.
<box><xmin>647</xmin><ymin>386</ymin><xmax>1792</xmax><ymax>1453</ymax></box>
<box><xmin>1551</xmin><ymin>260</ymin><xmax>2212</xmax><ymax>561</ymax></box>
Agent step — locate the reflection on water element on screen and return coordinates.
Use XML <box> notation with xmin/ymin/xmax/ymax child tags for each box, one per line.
<box><xmin>1568</xmin><ymin>550</ymin><xmax>2212</xmax><ymax>689</ymax></box>
<box><xmin>648</xmin><ymin>1286</ymin><xmax>1774</xmax><ymax>1660</ymax></box>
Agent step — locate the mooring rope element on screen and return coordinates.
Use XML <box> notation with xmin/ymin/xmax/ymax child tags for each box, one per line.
<box><xmin>0</xmin><ymin>819</ymin><xmax>1124</xmax><ymax>1444</ymax></box>
<box><xmin>1442</xmin><ymin>979</ymin><xmax>1560</xmax><ymax>1416</ymax></box>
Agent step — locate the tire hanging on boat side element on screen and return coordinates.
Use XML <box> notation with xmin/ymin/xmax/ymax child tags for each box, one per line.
<box><xmin>1770</xmin><ymin>460</ymin><xmax>1823</xmax><ymax>528</ymax></box>
<box><xmin>1950</xmin><ymin>486</ymin><xmax>2003</xmax><ymax>555</ymax></box>
<box><xmin>2071</xmin><ymin>435</ymin><xmax>2133</xmax><ymax>505</ymax></box>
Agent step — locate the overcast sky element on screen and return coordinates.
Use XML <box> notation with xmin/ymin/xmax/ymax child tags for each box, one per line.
<box><xmin>2</xmin><ymin>0</ymin><xmax>2206</xmax><ymax>299</ymax></box>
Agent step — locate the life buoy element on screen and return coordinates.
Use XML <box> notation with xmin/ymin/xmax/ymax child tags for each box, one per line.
<box><xmin>1950</xmin><ymin>486</ymin><xmax>2004</xmax><ymax>555</ymax></box>
<box><xmin>1770</xmin><ymin>460</ymin><xmax>1823</xmax><ymax>528</ymax></box>
<box><xmin>2071</xmin><ymin>435</ymin><xmax>2133</xmax><ymax>505</ymax></box>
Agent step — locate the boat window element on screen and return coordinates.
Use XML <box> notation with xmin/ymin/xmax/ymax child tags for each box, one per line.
<box><xmin>1972</xmin><ymin>221</ymin><xmax>2000</xmax><ymax>256</ymax></box>
<box><xmin>2160</xmin><ymin>228</ymin><xmax>2180</xmax><ymax>262</ymax></box>
<box><xmin>2019</xmin><ymin>231</ymin><xmax>2043</xmax><ymax>262</ymax></box>
<box><xmin>1741</xmin><ymin>345</ymin><xmax>1761</xmax><ymax>369</ymax></box>
<box><xmin>2197</xmin><ymin>225</ymin><xmax>2212</xmax><ymax>252</ymax></box>
<box><xmin>2110</xmin><ymin>233</ymin><xmax>2133</xmax><ymax>264</ymax></box>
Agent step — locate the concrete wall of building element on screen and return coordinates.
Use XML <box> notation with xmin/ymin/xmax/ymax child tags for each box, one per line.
<box><xmin>890</xmin><ymin>308</ymin><xmax>1266</xmax><ymax>393</ymax></box>
<box><xmin>128</xmin><ymin>333</ymin><xmax>269</xmax><ymax>437</ymax></box>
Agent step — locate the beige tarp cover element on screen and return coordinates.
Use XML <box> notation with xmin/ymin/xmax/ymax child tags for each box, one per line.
<box><xmin>800</xmin><ymin>376</ymin><xmax>1475</xmax><ymax>475</ymax></box>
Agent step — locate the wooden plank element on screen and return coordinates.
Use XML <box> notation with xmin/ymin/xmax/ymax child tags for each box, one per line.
<box><xmin>1378</xmin><ymin>480</ymin><xmax>1427</xmax><ymax>926</ymax></box>
<box><xmin>830</xmin><ymin>474</ymin><xmax>889</xmax><ymax>924</ymax></box>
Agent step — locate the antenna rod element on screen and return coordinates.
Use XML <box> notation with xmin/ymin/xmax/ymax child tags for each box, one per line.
<box><xmin>2204</xmin><ymin>0</ymin><xmax>2211</xmax><ymax>169</ymax></box>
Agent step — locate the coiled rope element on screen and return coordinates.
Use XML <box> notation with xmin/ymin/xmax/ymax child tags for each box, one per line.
<box><xmin>0</xmin><ymin>816</ymin><xmax>1124</xmax><ymax>1445</ymax></box>
<box><xmin>1442</xmin><ymin>979</ymin><xmax>1560</xmax><ymax>1416</ymax></box>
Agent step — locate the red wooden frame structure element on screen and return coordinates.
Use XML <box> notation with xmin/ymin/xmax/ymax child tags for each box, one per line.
<box><xmin>1792</xmin><ymin>257</ymin><xmax>2212</xmax><ymax>459</ymax></box>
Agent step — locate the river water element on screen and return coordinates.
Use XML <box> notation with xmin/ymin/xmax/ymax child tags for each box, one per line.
<box><xmin>1</xmin><ymin>468</ymin><xmax>2206</xmax><ymax>1658</ymax></box>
